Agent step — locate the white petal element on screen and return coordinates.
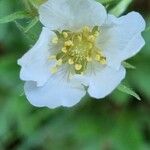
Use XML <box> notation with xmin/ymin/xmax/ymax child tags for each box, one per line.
<box><xmin>98</xmin><ymin>12</ymin><xmax>146</xmax><ymax>69</ymax></box>
<box><xmin>39</xmin><ymin>0</ymin><xmax>107</xmax><ymax>30</ymax></box>
<box><xmin>18</xmin><ymin>27</ymin><xmax>55</xmax><ymax>86</ymax></box>
<box><xmin>24</xmin><ymin>74</ymin><xmax>86</xmax><ymax>108</ymax></box>
<box><xmin>83</xmin><ymin>66</ymin><xmax>126</xmax><ymax>99</ymax></box>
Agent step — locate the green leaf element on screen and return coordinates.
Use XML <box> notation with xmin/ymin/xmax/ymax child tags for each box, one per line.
<box><xmin>109</xmin><ymin>0</ymin><xmax>133</xmax><ymax>16</ymax></box>
<box><xmin>122</xmin><ymin>62</ymin><xmax>136</xmax><ymax>69</ymax></box>
<box><xmin>15</xmin><ymin>20</ymin><xmax>41</xmax><ymax>44</ymax></box>
<box><xmin>0</xmin><ymin>11</ymin><xmax>30</xmax><ymax>24</ymax></box>
<box><xmin>117</xmin><ymin>84</ymin><xmax>141</xmax><ymax>101</ymax></box>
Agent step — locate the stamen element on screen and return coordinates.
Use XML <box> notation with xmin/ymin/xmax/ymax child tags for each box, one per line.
<box><xmin>61</xmin><ymin>47</ymin><xmax>67</xmax><ymax>53</ymax></box>
<box><xmin>63</xmin><ymin>32</ymin><xmax>68</xmax><ymax>38</ymax></box>
<box><xmin>68</xmin><ymin>59</ymin><xmax>74</xmax><ymax>65</ymax></box>
<box><xmin>95</xmin><ymin>54</ymin><xmax>101</xmax><ymax>61</ymax></box>
<box><xmin>94</xmin><ymin>31</ymin><xmax>100</xmax><ymax>37</ymax></box>
<box><xmin>65</xmin><ymin>40</ymin><xmax>74</xmax><ymax>47</ymax></box>
<box><xmin>88</xmin><ymin>35</ymin><xmax>95</xmax><ymax>42</ymax></box>
<box><xmin>83</xmin><ymin>26</ymin><xmax>90</xmax><ymax>33</ymax></box>
<box><xmin>100</xmin><ymin>57</ymin><xmax>107</xmax><ymax>64</ymax></box>
<box><xmin>75</xmin><ymin>64</ymin><xmax>82</xmax><ymax>71</ymax></box>
<box><xmin>50</xmin><ymin>26</ymin><xmax>106</xmax><ymax>74</ymax></box>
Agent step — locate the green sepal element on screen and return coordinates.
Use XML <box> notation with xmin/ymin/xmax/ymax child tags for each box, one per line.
<box><xmin>117</xmin><ymin>84</ymin><xmax>141</xmax><ymax>101</ymax></box>
<box><xmin>0</xmin><ymin>11</ymin><xmax>31</xmax><ymax>24</ymax></box>
<box><xmin>109</xmin><ymin>0</ymin><xmax>133</xmax><ymax>16</ymax></box>
<box><xmin>28</xmin><ymin>0</ymin><xmax>47</xmax><ymax>8</ymax></box>
<box><xmin>122</xmin><ymin>62</ymin><xmax>136</xmax><ymax>69</ymax></box>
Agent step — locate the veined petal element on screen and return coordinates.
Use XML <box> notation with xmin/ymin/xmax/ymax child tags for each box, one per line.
<box><xmin>18</xmin><ymin>27</ymin><xmax>55</xmax><ymax>86</ymax></box>
<box><xmin>98</xmin><ymin>12</ymin><xmax>146</xmax><ymax>70</ymax></box>
<box><xmin>83</xmin><ymin>65</ymin><xmax>126</xmax><ymax>99</ymax></box>
<box><xmin>39</xmin><ymin>0</ymin><xmax>107</xmax><ymax>30</ymax></box>
<box><xmin>24</xmin><ymin>74</ymin><xmax>86</xmax><ymax>108</ymax></box>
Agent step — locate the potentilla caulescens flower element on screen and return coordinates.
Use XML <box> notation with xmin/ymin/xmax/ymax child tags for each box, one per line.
<box><xmin>18</xmin><ymin>0</ymin><xmax>146</xmax><ymax>108</ymax></box>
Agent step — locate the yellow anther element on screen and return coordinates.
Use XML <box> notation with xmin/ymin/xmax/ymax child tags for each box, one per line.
<box><xmin>68</xmin><ymin>59</ymin><xmax>74</xmax><ymax>65</ymax></box>
<box><xmin>88</xmin><ymin>35</ymin><xmax>95</xmax><ymax>42</ymax></box>
<box><xmin>75</xmin><ymin>64</ymin><xmax>82</xmax><ymax>71</ymax></box>
<box><xmin>61</xmin><ymin>47</ymin><xmax>67</xmax><ymax>53</ymax></box>
<box><xmin>100</xmin><ymin>58</ymin><xmax>107</xmax><ymax>65</ymax></box>
<box><xmin>63</xmin><ymin>32</ymin><xmax>68</xmax><ymax>38</ymax></box>
<box><xmin>83</xmin><ymin>26</ymin><xmax>90</xmax><ymax>32</ymax></box>
<box><xmin>48</xmin><ymin>55</ymin><xmax>56</xmax><ymax>60</ymax></box>
<box><xmin>57</xmin><ymin>59</ymin><xmax>63</xmax><ymax>66</ymax></box>
<box><xmin>52</xmin><ymin>37</ymin><xmax>58</xmax><ymax>44</ymax></box>
<box><xmin>51</xmin><ymin>66</ymin><xmax>58</xmax><ymax>74</ymax></box>
<box><xmin>94</xmin><ymin>31</ymin><xmax>100</xmax><ymax>37</ymax></box>
<box><xmin>95</xmin><ymin>54</ymin><xmax>101</xmax><ymax>61</ymax></box>
<box><xmin>65</xmin><ymin>40</ymin><xmax>74</xmax><ymax>46</ymax></box>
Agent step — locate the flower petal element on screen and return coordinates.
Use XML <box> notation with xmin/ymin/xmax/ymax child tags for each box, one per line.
<box><xmin>84</xmin><ymin>65</ymin><xmax>126</xmax><ymax>99</ymax></box>
<box><xmin>98</xmin><ymin>12</ymin><xmax>146</xmax><ymax>69</ymax></box>
<box><xmin>18</xmin><ymin>27</ymin><xmax>55</xmax><ymax>86</ymax></box>
<box><xmin>24</xmin><ymin>74</ymin><xmax>86</xmax><ymax>108</ymax></box>
<box><xmin>39</xmin><ymin>0</ymin><xmax>107</xmax><ymax>30</ymax></box>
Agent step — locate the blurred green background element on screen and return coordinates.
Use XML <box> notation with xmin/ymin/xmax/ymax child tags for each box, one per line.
<box><xmin>0</xmin><ymin>0</ymin><xmax>150</xmax><ymax>150</ymax></box>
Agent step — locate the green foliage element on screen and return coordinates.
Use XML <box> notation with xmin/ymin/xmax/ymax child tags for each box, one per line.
<box><xmin>0</xmin><ymin>0</ymin><xmax>150</xmax><ymax>150</ymax></box>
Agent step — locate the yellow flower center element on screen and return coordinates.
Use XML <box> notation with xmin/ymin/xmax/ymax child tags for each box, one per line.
<box><xmin>50</xmin><ymin>26</ymin><xmax>106</xmax><ymax>74</ymax></box>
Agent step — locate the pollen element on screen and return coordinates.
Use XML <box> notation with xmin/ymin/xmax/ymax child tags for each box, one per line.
<box><xmin>50</xmin><ymin>26</ymin><xmax>107</xmax><ymax>74</ymax></box>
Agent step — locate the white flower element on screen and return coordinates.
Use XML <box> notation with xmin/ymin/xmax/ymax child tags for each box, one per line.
<box><xmin>18</xmin><ymin>0</ymin><xmax>145</xmax><ymax>108</ymax></box>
